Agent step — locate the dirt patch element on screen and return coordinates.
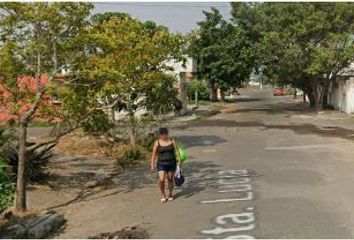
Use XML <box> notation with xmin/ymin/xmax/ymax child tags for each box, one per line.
<box><xmin>88</xmin><ymin>225</ymin><xmax>150</xmax><ymax>239</ymax></box>
<box><xmin>54</xmin><ymin>130</ymin><xmax>149</xmax><ymax>166</ymax></box>
<box><xmin>55</xmin><ymin>130</ymin><xmax>113</xmax><ymax>157</ymax></box>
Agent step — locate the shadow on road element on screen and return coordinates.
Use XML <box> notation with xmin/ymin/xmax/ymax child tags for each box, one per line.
<box><xmin>174</xmin><ymin>160</ymin><xmax>221</xmax><ymax>199</ymax></box>
<box><xmin>190</xmin><ymin>119</ymin><xmax>354</xmax><ymax>140</ymax></box>
<box><xmin>176</xmin><ymin>135</ymin><xmax>227</xmax><ymax>148</ymax></box>
<box><xmin>44</xmin><ymin>157</ymin><xmax>223</xmax><ymax>209</ymax></box>
<box><xmin>226</xmin><ymin>97</ymin><xmax>262</xmax><ymax>103</ymax></box>
<box><xmin>225</xmin><ymin>101</ymin><xmax>309</xmax><ymax>115</ymax></box>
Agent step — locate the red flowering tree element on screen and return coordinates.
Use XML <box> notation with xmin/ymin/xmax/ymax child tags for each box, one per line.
<box><xmin>0</xmin><ymin>2</ymin><xmax>93</xmax><ymax>212</ymax></box>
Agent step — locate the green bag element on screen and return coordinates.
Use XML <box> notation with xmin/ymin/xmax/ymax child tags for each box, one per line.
<box><xmin>173</xmin><ymin>138</ymin><xmax>188</xmax><ymax>163</ymax></box>
<box><xmin>177</xmin><ymin>146</ymin><xmax>188</xmax><ymax>163</ymax></box>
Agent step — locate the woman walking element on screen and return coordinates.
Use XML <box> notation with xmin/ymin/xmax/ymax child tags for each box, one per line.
<box><xmin>151</xmin><ymin>127</ymin><xmax>180</xmax><ymax>203</ymax></box>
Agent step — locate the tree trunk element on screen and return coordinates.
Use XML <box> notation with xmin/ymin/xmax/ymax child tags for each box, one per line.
<box><xmin>308</xmin><ymin>85</ymin><xmax>324</xmax><ymax>111</ymax></box>
<box><xmin>111</xmin><ymin>107</ymin><xmax>115</xmax><ymax>123</ymax></box>
<box><xmin>127</xmin><ymin>100</ymin><xmax>136</xmax><ymax>147</ymax></box>
<box><xmin>308</xmin><ymin>92</ymin><xmax>317</xmax><ymax>110</ymax></box>
<box><xmin>52</xmin><ymin>41</ymin><xmax>58</xmax><ymax>77</ymax></box>
<box><xmin>220</xmin><ymin>89</ymin><xmax>225</xmax><ymax>102</ymax></box>
<box><xmin>210</xmin><ymin>80</ymin><xmax>218</xmax><ymax>102</ymax></box>
<box><xmin>178</xmin><ymin>72</ymin><xmax>188</xmax><ymax>115</ymax></box>
<box><xmin>129</xmin><ymin>118</ymin><xmax>136</xmax><ymax>147</ymax></box>
<box><xmin>15</xmin><ymin>121</ymin><xmax>28</xmax><ymax>212</ymax></box>
<box><xmin>322</xmin><ymin>82</ymin><xmax>330</xmax><ymax>109</ymax></box>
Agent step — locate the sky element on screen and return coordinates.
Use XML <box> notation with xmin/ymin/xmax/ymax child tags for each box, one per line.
<box><xmin>93</xmin><ymin>2</ymin><xmax>233</xmax><ymax>34</ymax></box>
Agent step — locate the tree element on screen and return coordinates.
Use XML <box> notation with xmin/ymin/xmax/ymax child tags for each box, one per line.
<box><xmin>231</xmin><ymin>3</ymin><xmax>262</xmax><ymax>77</ymax></box>
<box><xmin>188</xmin><ymin>8</ymin><xmax>252</xmax><ymax>102</ymax></box>
<box><xmin>248</xmin><ymin>3</ymin><xmax>354</xmax><ymax>110</ymax></box>
<box><xmin>0</xmin><ymin>2</ymin><xmax>93</xmax><ymax>212</ymax></box>
<box><xmin>81</xmin><ymin>13</ymin><xmax>184</xmax><ymax>146</ymax></box>
<box><xmin>144</xmin><ymin>74</ymin><xmax>179</xmax><ymax>116</ymax></box>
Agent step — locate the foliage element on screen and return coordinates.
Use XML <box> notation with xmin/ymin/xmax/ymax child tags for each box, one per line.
<box><xmin>235</xmin><ymin>3</ymin><xmax>354</xmax><ymax>109</ymax></box>
<box><xmin>187</xmin><ymin>79</ymin><xmax>210</xmax><ymax>101</ymax></box>
<box><xmin>109</xmin><ymin>116</ymin><xmax>159</xmax><ymax>142</ymax></box>
<box><xmin>137</xmin><ymin>132</ymin><xmax>158</xmax><ymax>151</ymax></box>
<box><xmin>80</xmin><ymin>13</ymin><xmax>184</xmax><ymax>145</ymax></box>
<box><xmin>0</xmin><ymin>2</ymin><xmax>94</xmax><ymax>121</ymax></box>
<box><xmin>0</xmin><ymin>2</ymin><xmax>94</xmax><ymax>211</ymax></box>
<box><xmin>82</xmin><ymin>13</ymin><xmax>184</xmax><ymax>103</ymax></box>
<box><xmin>113</xmin><ymin>145</ymin><xmax>148</xmax><ymax>168</ymax></box>
<box><xmin>144</xmin><ymin>74</ymin><xmax>179</xmax><ymax>116</ymax></box>
<box><xmin>4</xmin><ymin>143</ymin><xmax>56</xmax><ymax>183</ymax></box>
<box><xmin>188</xmin><ymin>8</ymin><xmax>253</xmax><ymax>101</ymax></box>
<box><xmin>231</xmin><ymin>3</ymin><xmax>262</xmax><ymax>71</ymax></box>
<box><xmin>0</xmin><ymin>129</ymin><xmax>14</xmax><ymax>214</ymax></box>
<box><xmin>0</xmin><ymin>169</ymin><xmax>15</xmax><ymax>214</ymax></box>
<box><xmin>82</xmin><ymin>110</ymin><xmax>112</xmax><ymax>134</ymax></box>
<box><xmin>0</xmin><ymin>127</ymin><xmax>14</xmax><ymax>213</ymax></box>
<box><xmin>0</xmin><ymin>127</ymin><xmax>14</xmax><ymax>156</ymax></box>
<box><xmin>91</xmin><ymin>12</ymin><xmax>131</xmax><ymax>24</ymax></box>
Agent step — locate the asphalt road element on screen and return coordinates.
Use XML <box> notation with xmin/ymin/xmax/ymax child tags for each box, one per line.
<box><xmin>54</xmin><ymin>89</ymin><xmax>354</xmax><ymax>239</ymax></box>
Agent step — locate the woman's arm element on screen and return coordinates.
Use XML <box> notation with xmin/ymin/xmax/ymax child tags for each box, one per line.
<box><xmin>151</xmin><ymin>140</ymin><xmax>158</xmax><ymax>170</ymax></box>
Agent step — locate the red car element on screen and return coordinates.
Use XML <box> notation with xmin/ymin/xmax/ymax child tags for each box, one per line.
<box><xmin>273</xmin><ymin>87</ymin><xmax>285</xmax><ymax>96</ymax></box>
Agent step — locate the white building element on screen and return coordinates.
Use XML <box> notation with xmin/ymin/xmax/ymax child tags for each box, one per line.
<box><xmin>327</xmin><ymin>63</ymin><xmax>354</xmax><ymax>114</ymax></box>
<box><xmin>165</xmin><ymin>56</ymin><xmax>197</xmax><ymax>114</ymax></box>
<box><xmin>113</xmin><ymin>56</ymin><xmax>197</xmax><ymax>119</ymax></box>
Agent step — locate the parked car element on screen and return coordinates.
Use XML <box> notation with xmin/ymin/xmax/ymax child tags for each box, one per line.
<box><xmin>273</xmin><ymin>87</ymin><xmax>285</xmax><ymax>96</ymax></box>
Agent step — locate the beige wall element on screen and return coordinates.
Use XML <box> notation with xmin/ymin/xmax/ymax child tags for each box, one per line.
<box><xmin>328</xmin><ymin>77</ymin><xmax>354</xmax><ymax>113</ymax></box>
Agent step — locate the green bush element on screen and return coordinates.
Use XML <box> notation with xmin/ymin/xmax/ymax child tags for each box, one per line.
<box><xmin>114</xmin><ymin>145</ymin><xmax>148</xmax><ymax>168</ymax></box>
<box><xmin>0</xmin><ymin>161</ymin><xmax>14</xmax><ymax>214</ymax></box>
<box><xmin>83</xmin><ymin>109</ymin><xmax>112</xmax><ymax>134</ymax></box>
<box><xmin>145</xmin><ymin>74</ymin><xmax>178</xmax><ymax>115</ymax></box>
<box><xmin>5</xmin><ymin>143</ymin><xmax>55</xmax><ymax>183</ymax></box>
<box><xmin>137</xmin><ymin>132</ymin><xmax>158</xmax><ymax>151</ymax></box>
<box><xmin>0</xmin><ymin>127</ymin><xmax>15</xmax><ymax>214</ymax></box>
<box><xmin>187</xmin><ymin>79</ymin><xmax>210</xmax><ymax>101</ymax></box>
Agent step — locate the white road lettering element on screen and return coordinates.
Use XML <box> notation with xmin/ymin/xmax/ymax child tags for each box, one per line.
<box><xmin>225</xmin><ymin>235</ymin><xmax>255</xmax><ymax>239</ymax></box>
<box><xmin>216</xmin><ymin>213</ymin><xmax>255</xmax><ymax>225</ymax></box>
<box><xmin>201</xmin><ymin>192</ymin><xmax>253</xmax><ymax>203</ymax></box>
<box><xmin>218</xmin><ymin>169</ymin><xmax>248</xmax><ymax>176</ymax></box>
<box><xmin>218</xmin><ymin>177</ymin><xmax>250</xmax><ymax>184</ymax></box>
<box><xmin>201</xmin><ymin>224</ymin><xmax>255</xmax><ymax>235</ymax></box>
<box><xmin>200</xmin><ymin>169</ymin><xmax>256</xmax><ymax>239</ymax></box>
<box><xmin>218</xmin><ymin>184</ymin><xmax>252</xmax><ymax>193</ymax></box>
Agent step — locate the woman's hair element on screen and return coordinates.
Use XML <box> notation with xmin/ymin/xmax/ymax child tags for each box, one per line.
<box><xmin>159</xmin><ymin>127</ymin><xmax>169</xmax><ymax>135</ymax></box>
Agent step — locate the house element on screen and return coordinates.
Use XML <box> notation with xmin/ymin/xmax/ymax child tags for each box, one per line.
<box><xmin>165</xmin><ymin>56</ymin><xmax>197</xmax><ymax>114</ymax></box>
<box><xmin>327</xmin><ymin>63</ymin><xmax>354</xmax><ymax>114</ymax></box>
<box><xmin>113</xmin><ymin>56</ymin><xmax>197</xmax><ymax>120</ymax></box>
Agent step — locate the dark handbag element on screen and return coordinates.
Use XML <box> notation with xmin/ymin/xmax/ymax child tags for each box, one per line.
<box><xmin>174</xmin><ymin>166</ymin><xmax>185</xmax><ymax>186</ymax></box>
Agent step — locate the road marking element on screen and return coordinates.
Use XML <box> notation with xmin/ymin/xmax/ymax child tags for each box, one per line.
<box><xmin>265</xmin><ymin>143</ymin><xmax>337</xmax><ymax>150</ymax></box>
<box><xmin>200</xmin><ymin>192</ymin><xmax>253</xmax><ymax>203</ymax></box>
<box><xmin>200</xmin><ymin>169</ymin><xmax>256</xmax><ymax>239</ymax></box>
<box><xmin>218</xmin><ymin>178</ymin><xmax>250</xmax><ymax>184</ymax></box>
<box><xmin>218</xmin><ymin>184</ymin><xmax>253</xmax><ymax>193</ymax></box>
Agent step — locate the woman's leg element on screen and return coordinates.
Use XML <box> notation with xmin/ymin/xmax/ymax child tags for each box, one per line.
<box><xmin>158</xmin><ymin>171</ymin><xmax>167</xmax><ymax>199</ymax></box>
<box><xmin>167</xmin><ymin>171</ymin><xmax>174</xmax><ymax>198</ymax></box>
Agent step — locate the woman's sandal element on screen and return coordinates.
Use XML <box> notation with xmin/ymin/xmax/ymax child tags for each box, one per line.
<box><xmin>168</xmin><ymin>196</ymin><xmax>174</xmax><ymax>201</ymax></box>
<box><xmin>160</xmin><ymin>198</ymin><xmax>167</xmax><ymax>203</ymax></box>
